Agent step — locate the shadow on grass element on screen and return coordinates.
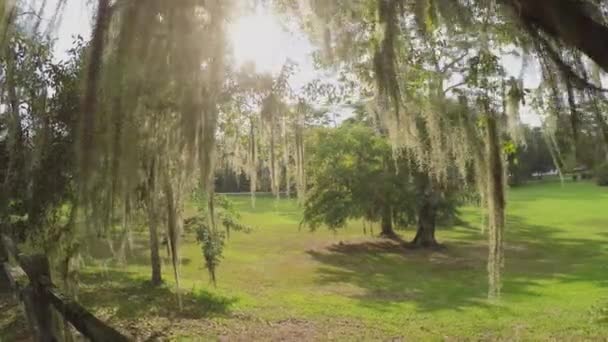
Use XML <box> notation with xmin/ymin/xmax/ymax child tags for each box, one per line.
<box><xmin>307</xmin><ymin>213</ymin><xmax>608</xmax><ymax>313</ymax></box>
<box><xmin>78</xmin><ymin>270</ymin><xmax>237</xmax><ymax>320</ymax></box>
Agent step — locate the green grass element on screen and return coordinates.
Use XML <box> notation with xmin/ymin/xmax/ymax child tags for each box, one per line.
<box><xmin>75</xmin><ymin>180</ymin><xmax>608</xmax><ymax>340</ymax></box>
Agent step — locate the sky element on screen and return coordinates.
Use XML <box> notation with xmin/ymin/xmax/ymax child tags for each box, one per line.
<box><xmin>227</xmin><ymin>6</ymin><xmax>324</xmax><ymax>93</ymax></box>
<box><xmin>48</xmin><ymin>1</ymin><xmax>320</xmax><ymax>90</ymax></box>
<box><xmin>44</xmin><ymin>0</ymin><xmax>541</xmax><ymax>125</ymax></box>
<box><xmin>47</xmin><ymin>0</ymin><xmax>92</xmax><ymax>61</ymax></box>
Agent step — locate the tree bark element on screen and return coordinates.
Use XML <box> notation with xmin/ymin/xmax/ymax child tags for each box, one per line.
<box><xmin>249</xmin><ymin>118</ymin><xmax>257</xmax><ymax>208</ymax></box>
<box><xmin>510</xmin><ymin>0</ymin><xmax>608</xmax><ymax>72</ymax></box>
<box><xmin>486</xmin><ymin>114</ymin><xmax>506</xmax><ymax>299</ymax></box>
<box><xmin>145</xmin><ymin>160</ymin><xmax>162</xmax><ymax>286</ymax></box>
<box><xmin>282</xmin><ymin>117</ymin><xmax>291</xmax><ymax>198</ymax></box>
<box><xmin>146</xmin><ymin>204</ymin><xmax>162</xmax><ymax>286</ymax></box>
<box><xmin>164</xmin><ymin>178</ymin><xmax>183</xmax><ymax>310</ymax></box>
<box><xmin>412</xmin><ymin>198</ymin><xmax>438</xmax><ymax>247</ymax></box>
<box><xmin>411</xmin><ymin>170</ymin><xmax>440</xmax><ymax>248</ymax></box>
<box><xmin>115</xmin><ymin>198</ymin><xmax>132</xmax><ymax>264</ymax></box>
<box><xmin>380</xmin><ymin>205</ymin><xmax>396</xmax><ymax>238</ymax></box>
<box><xmin>270</xmin><ymin>123</ymin><xmax>279</xmax><ymax>199</ymax></box>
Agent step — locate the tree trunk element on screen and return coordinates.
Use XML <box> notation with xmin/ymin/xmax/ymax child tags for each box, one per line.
<box><xmin>270</xmin><ymin>124</ymin><xmax>279</xmax><ymax>199</ymax></box>
<box><xmin>116</xmin><ymin>200</ymin><xmax>131</xmax><ymax>264</ymax></box>
<box><xmin>380</xmin><ymin>205</ymin><xmax>396</xmax><ymax>238</ymax></box>
<box><xmin>511</xmin><ymin>0</ymin><xmax>608</xmax><ymax>72</ymax></box>
<box><xmin>411</xmin><ymin>169</ymin><xmax>440</xmax><ymax>247</ymax></box>
<box><xmin>164</xmin><ymin>178</ymin><xmax>183</xmax><ymax>311</ymax></box>
<box><xmin>146</xmin><ymin>204</ymin><xmax>162</xmax><ymax>286</ymax></box>
<box><xmin>486</xmin><ymin>114</ymin><xmax>506</xmax><ymax>299</ymax></box>
<box><xmin>145</xmin><ymin>159</ymin><xmax>162</xmax><ymax>286</ymax></box>
<box><xmin>412</xmin><ymin>198</ymin><xmax>438</xmax><ymax>247</ymax></box>
<box><xmin>249</xmin><ymin>118</ymin><xmax>257</xmax><ymax>208</ymax></box>
<box><xmin>282</xmin><ymin>117</ymin><xmax>291</xmax><ymax>198</ymax></box>
<box><xmin>116</xmin><ymin>229</ymin><xmax>130</xmax><ymax>264</ymax></box>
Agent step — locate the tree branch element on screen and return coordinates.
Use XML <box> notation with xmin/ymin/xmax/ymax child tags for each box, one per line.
<box><xmin>443</xmin><ymin>81</ymin><xmax>466</xmax><ymax>94</ymax></box>
<box><xmin>527</xmin><ymin>23</ymin><xmax>608</xmax><ymax>93</ymax></box>
<box><xmin>441</xmin><ymin>52</ymin><xmax>469</xmax><ymax>74</ymax></box>
<box><xmin>508</xmin><ymin>0</ymin><xmax>608</xmax><ymax>72</ymax></box>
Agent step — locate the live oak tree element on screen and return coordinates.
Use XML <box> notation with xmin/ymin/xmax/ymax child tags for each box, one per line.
<box><xmin>303</xmin><ymin>120</ymin><xmax>459</xmax><ymax>241</ymax></box>
<box><xmin>303</xmin><ymin>122</ymin><xmax>415</xmax><ymax>237</ymax></box>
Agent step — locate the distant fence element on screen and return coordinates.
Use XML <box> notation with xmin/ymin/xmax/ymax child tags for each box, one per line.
<box><xmin>0</xmin><ymin>234</ymin><xmax>130</xmax><ymax>342</ymax></box>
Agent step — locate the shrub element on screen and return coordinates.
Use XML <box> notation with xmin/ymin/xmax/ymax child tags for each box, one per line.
<box><xmin>595</xmin><ymin>163</ymin><xmax>608</xmax><ymax>186</ymax></box>
<box><xmin>186</xmin><ymin>192</ymin><xmax>253</xmax><ymax>286</ymax></box>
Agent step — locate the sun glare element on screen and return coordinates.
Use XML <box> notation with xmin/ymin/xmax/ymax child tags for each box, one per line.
<box><xmin>229</xmin><ymin>11</ymin><xmax>286</xmax><ymax>73</ymax></box>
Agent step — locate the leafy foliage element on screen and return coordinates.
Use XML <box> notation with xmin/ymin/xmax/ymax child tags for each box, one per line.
<box><xmin>303</xmin><ymin>123</ymin><xmax>415</xmax><ymax>231</ymax></box>
<box><xmin>0</xmin><ymin>31</ymin><xmax>84</xmax><ymax>246</ymax></box>
<box><xmin>187</xmin><ymin>192</ymin><xmax>252</xmax><ymax>285</ymax></box>
<box><xmin>195</xmin><ymin>225</ymin><xmax>225</xmax><ymax>287</ymax></box>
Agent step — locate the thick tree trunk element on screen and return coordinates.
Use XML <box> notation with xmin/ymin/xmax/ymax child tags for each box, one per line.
<box><xmin>412</xmin><ymin>199</ymin><xmax>438</xmax><ymax>248</ymax></box>
<box><xmin>380</xmin><ymin>205</ymin><xmax>396</xmax><ymax>238</ymax></box>
<box><xmin>486</xmin><ymin>115</ymin><xmax>506</xmax><ymax>299</ymax></box>
<box><xmin>411</xmin><ymin>170</ymin><xmax>440</xmax><ymax>247</ymax></box>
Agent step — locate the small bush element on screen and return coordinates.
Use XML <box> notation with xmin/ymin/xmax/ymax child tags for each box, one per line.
<box><xmin>595</xmin><ymin>163</ymin><xmax>608</xmax><ymax>186</ymax></box>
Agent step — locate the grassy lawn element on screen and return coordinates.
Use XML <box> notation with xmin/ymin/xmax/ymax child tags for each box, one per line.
<box><xmin>70</xmin><ymin>180</ymin><xmax>608</xmax><ymax>340</ymax></box>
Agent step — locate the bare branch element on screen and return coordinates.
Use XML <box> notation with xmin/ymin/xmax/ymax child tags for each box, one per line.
<box><xmin>441</xmin><ymin>52</ymin><xmax>469</xmax><ymax>74</ymax></box>
<box><xmin>443</xmin><ymin>81</ymin><xmax>467</xmax><ymax>94</ymax></box>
